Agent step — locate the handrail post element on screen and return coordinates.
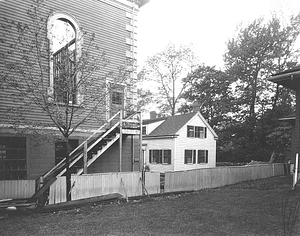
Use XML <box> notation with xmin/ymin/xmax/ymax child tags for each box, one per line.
<box><xmin>119</xmin><ymin>110</ymin><xmax>123</xmax><ymax>172</ymax></box>
<box><xmin>83</xmin><ymin>141</ymin><xmax>88</xmax><ymax>174</ymax></box>
<box><xmin>139</xmin><ymin>112</ymin><xmax>145</xmax><ymax>195</ymax></box>
<box><xmin>293</xmin><ymin>153</ymin><xmax>299</xmax><ymax>189</ymax></box>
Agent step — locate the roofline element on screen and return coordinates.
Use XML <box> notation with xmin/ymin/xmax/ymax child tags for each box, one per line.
<box><xmin>139</xmin><ymin>0</ymin><xmax>149</xmax><ymax>7</ymax></box>
<box><xmin>194</xmin><ymin>112</ymin><xmax>218</xmax><ymax>138</ymax></box>
<box><xmin>278</xmin><ymin>117</ymin><xmax>295</xmax><ymax>121</ymax></box>
<box><xmin>143</xmin><ymin>134</ymin><xmax>179</xmax><ymax>140</ymax></box>
<box><xmin>142</xmin><ymin>117</ymin><xmax>167</xmax><ymax>125</ymax></box>
<box><xmin>268</xmin><ymin>71</ymin><xmax>300</xmax><ymax>83</ymax></box>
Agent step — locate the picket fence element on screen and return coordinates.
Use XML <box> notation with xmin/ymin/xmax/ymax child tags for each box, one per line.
<box><xmin>48</xmin><ymin>163</ymin><xmax>284</xmax><ymax>204</ymax></box>
<box><xmin>0</xmin><ymin>179</ymin><xmax>35</xmax><ymax>199</ymax></box>
<box><xmin>164</xmin><ymin>163</ymin><xmax>284</xmax><ymax>192</ymax></box>
<box><xmin>0</xmin><ymin>164</ymin><xmax>285</xmax><ymax>202</ymax></box>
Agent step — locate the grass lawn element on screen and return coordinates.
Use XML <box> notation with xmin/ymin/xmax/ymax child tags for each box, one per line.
<box><xmin>1</xmin><ymin>175</ymin><xmax>300</xmax><ymax>236</ymax></box>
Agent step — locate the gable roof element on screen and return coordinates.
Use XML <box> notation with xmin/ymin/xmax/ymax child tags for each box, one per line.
<box><xmin>143</xmin><ymin>116</ymin><xmax>167</xmax><ymax>125</ymax></box>
<box><xmin>143</xmin><ymin>112</ymin><xmax>218</xmax><ymax>139</ymax></box>
<box><xmin>148</xmin><ymin>112</ymin><xmax>197</xmax><ymax>137</ymax></box>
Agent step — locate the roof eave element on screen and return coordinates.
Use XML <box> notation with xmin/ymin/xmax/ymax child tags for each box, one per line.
<box><xmin>268</xmin><ymin>71</ymin><xmax>300</xmax><ymax>91</ymax></box>
<box><xmin>138</xmin><ymin>0</ymin><xmax>149</xmax><ymax>7</ymax></box>
<box><xmin>143</xmin><ymin>134</ymin><xmax>179</xmax><ymax>140</ymax></box>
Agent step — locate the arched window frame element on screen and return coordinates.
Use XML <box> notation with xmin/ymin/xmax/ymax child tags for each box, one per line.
<box><xmin>47</xmin><ymin>12</ymin><xmax>82</xmax><ymax>104</ymax></box>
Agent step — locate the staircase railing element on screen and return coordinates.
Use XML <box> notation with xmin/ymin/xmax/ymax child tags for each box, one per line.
<box><xmin>41</xmin><ymin>110</ymin><xmax>141</xmax><ymax>180</ymax></box>
<box><xmin>42</xmin><ymin>111</ymin><xmax>121</xmax><ymax>180</ymax></box>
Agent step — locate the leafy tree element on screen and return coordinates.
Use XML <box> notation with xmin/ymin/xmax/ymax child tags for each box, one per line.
<box><xmin>143</xmin><ymin>43</ymin><xmax>198</xmax><ymax>116</ymax></box>
<box><xmin>224</xmin><ymin>14</ymin><xmax>300</xmax><ymax>142</ymax></box>
<box><xmin>0</xmin><ymin>0</ymin><xmax>134</xmax><ymax>200</ymax></box>
<box><xmin>135</xmin><ymin>88</ymin><xmax>154</xmax><ymax>113</ymax></box>
<box><xmin>181</xmin><ymin>65</ymin><xmax>235</xmax><ymax>129</ymax></box>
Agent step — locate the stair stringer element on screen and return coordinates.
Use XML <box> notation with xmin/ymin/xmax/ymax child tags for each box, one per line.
<box><xmin>76</xmin><ymin>133</ymin><xmax>120</xmax><ymax>175</ymax></box>
<box><xmin>56</xmin><ymin>122</ymin><xmax>121</xmax><ymax>177</ymax></box>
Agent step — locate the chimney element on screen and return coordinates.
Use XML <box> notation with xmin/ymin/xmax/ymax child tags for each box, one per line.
<box><xmin>150</xmin><ymin>111</ymin><xmax>157</xmax><ymax>119</ymax></box>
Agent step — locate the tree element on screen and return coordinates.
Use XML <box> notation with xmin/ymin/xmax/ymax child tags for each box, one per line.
<box><xmin>142</xmin><ymin>44</ymin><xmax>198</xmax><ymax>116</ymax></box>
<box><xmin>135</xmin><ymin>88</ymin><xmax>154</xmax><ymax>113</ymax></box>
<box><xmin>0</xmin><ymin>0</ymin><xmax>134</xmax><ymax>200</ymax></box>
<box><xmin>181</xmin><ymin>65</ymin><xmax>235</xmax><ymax>129</ymax></box>
<box><xmin>224</xmin><ymin>14</ymin><xmax>300</xmax><ymax>142</ymax></box>
<box><xmin>218</xmin><ymin>14</ymin><xmax>300</xmax><ymax>162</ymax></box>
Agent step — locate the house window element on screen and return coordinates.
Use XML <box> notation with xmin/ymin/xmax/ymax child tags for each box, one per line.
<box><xmin>163</xmin><ymin>150</ymin><xmax>171</xmax><ymax>164</ymax></box>
<box><xmin>0</xmin><ymin>137</ymin><xmax>26</xmax><ymax>180</ymax></box>
<box><xmin>48</xmin><ymin>13</ymin><xmax>81</xmax><ymax>104</ymax></box>
<box><xmin>187</xmin><ymin>126</ymin><xmax>194</xmax><ymax>137</ymax></box>
<box><xmin>55</xmin><ymin>139</ymin><xmax>79</xmax><ymax>165</ymax></box>
<box><xmin>198</xmin><ymin>150</ymin><xmax>208</xmax><ymax>164</ymax></box>
<box><xmin>184</xmin><ymin>150</ymin><xmax>196</xmax><ymax>164</ymax></box>
<box><xmin>149</xmin><ymin>149</ymin><xmax>171</xmax><ymax>164</ymax></box>
<box><xmin>142</xmin><ymin>126</ymin><xmax>146</xmax><ymax>135</ymax></box>
<box><xmin>187</xmin><ymin>125</ymin><xmax>207</xmax><ymax>138</ymax></box>
<box><xmin>112</xmin><ymin>91</ymin><xmax>123</xmax><ymax>105</ymax></box>
<box><xmin>110</xmin><ymin>84</ymin><xmax>124</xmax><ymax>107</ymax></box>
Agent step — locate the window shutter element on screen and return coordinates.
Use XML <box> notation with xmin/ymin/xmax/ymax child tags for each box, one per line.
<box><xmin>205</xmin><ymin>127</ymin><xmax>207</xmax><ymax>138</ymax></box>
<box><xmin>193</xmin><ymin>150</ymin><xmax>196</xmax><ymax>164</ymax></box>
<box><xmin>206</xmin><ymin>150</ymin><xmax>208</xmax><ymax>163</ymax></box>
<box><xmin>159</xmin><ymin>150</ymin><xmax>162</xmax><ymax>164</ymax></box>
<box><xmin>184</xmin><ymin>150</ymin><xmax>187</xmax><ymax>164</ymax></box>
<box><xmin>149</xmin><ymin>150</ymin><xmax>152</xmax><ymax>163</ymax></box>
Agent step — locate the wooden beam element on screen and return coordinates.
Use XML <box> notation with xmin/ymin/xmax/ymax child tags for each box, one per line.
<box><xmin>119</xmin><ymin>111</ymin><xmax>123</xmax><ymax>172</ymax></box>
<box><xmin>83</xmin><ymin>141</ymin><xmax>87</xmax><ymax>174</ymax></box>
<box><xmin>26</xmin><ymin>177</ymin><xmax>57</xmax><ymax>203</ymax></box>
<box><xmin>37</xmin><ymin>193</ymin><xmax>123</xmax><ymax>212</ymax></box>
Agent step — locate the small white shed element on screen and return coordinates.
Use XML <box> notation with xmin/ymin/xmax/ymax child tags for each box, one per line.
<box><xmin>142</xmin><ymin>112</ymin><xmax>218</xmax><ymax>172</ymax></box>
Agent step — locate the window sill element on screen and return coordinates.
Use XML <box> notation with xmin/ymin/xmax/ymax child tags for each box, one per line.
<box><xmin>149</xmin><ymin>163</ymin><xmax>171</xmax><ymax>165</ymax></box>
<box><xmin>187</xmin><ymin>137</ymin><xmax>206</xmax><ymax>139</ymax></box>
<box><xmin>48</xmin><ymin>101</ymin><xmax>84</xmax><ymax>108</ymax></box>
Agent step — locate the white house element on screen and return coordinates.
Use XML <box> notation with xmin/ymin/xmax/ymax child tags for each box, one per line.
<box><xmin>142</xmin><ymin>112</ymin><xmax>218</xmax><ymax>172</ymax></box>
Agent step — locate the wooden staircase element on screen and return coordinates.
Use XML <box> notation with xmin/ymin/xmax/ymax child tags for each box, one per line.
<box><xmin>28</xmin><ymin>111</ymin><xmax>141</xmax><ymax>204</ymax></box>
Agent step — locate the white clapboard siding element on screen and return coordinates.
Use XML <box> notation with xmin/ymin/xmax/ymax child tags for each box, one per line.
<box><xmin>0</xmin><ymin>180</ymin><xmax>35</xmax><ymax>199</ymax></box>
<box><xmin>174</xmin><ymin>115</ymin><xmax>217</xmax><ymax>171</ymax></box>
<box><xmin>144</xmin><ymin>138</ymin><xmax>175</xmax><ymax>172</ymax></box>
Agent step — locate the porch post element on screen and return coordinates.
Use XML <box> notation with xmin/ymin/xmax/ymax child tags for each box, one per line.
<box><xmin>119</xmin><ymin>110</ymin><xmax>123</xmax><ymax>172</ymax></box>
<box><xmin>294</xmin><ymin>88</ymin><xmax>300</xmax><ymax>188</ymax></box>
<box><xmin>83</xmin><ymin>141</ymin><xmax>88</xmax><ymax>174</ymax></box>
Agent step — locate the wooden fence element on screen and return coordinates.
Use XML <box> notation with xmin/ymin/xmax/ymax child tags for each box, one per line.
<box><xmin>164</xmin><ymin>163</ymin><xmax>284</xmax><ymax>192</ymax></box>
<box><xmin>0</xmin><ymin>180</ymin><xmax>35</xmax><ymax>199</ymax></box>
<box><xmin>49</xmin><ymin>172</ymin><xmax>145</xmax><ymax>204</ymax></box>
<box><xmin>47</xmin><ymin>163</ymin><xmax>284</xmax><ymax>205</ymax></box>
<box><xmin>0</xmin><ymin>164</ymin><xmax>285</xmax><ymax>202</ymax></box>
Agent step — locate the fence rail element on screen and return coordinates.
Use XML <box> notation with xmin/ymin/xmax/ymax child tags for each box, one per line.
<box><xmin>0</xmin><ymin>164</ymin><xmax>285</xmax><ymax>202</ymax></box>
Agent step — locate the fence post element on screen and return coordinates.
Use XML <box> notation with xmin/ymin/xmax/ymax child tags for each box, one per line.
<box><xmin>83</xmin><ymin>141</ymin><xmax>87</xmax><ymax>174</ymax></box>
<box><xmin>293</xmin><ymin>153</ymin><xmax>299</xmax><ymax>189</ymax></box>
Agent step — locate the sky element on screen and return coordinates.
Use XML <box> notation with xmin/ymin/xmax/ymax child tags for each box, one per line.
<box><xmin>136</xmin><ymin>0</ymin><xmax>300</xmax><ymax>70</ymax></box>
